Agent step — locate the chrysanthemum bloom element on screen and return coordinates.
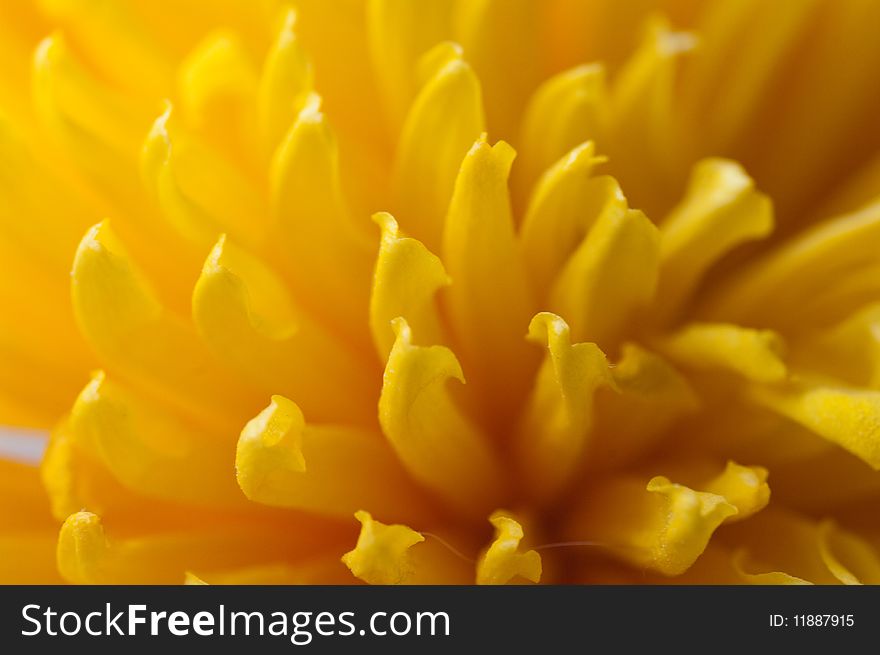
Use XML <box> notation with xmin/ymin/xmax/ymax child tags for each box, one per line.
<box><xmin>3</xmin><ymin>0</ymin><xmax>880</xmax><ymax>585</ymax></box>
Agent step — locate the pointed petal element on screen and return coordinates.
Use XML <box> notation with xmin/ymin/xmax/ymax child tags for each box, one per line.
<box><xmin>269</xmin><ymin>96</ymin><xmax>373</xmax><ymax>337</ymax></box>
<box><xmin>142</xmin><ymin>104</ymin><xmax>267</xmax><ymax>250</ymax></box>
<box><xmin>443</xmin><ymin>136</ymin><xmax>536</xmax><ymax>417</ymax></box>
<box><xmin>392</xmin><ymin>42</ymin><xmax>484</xmax><ymax>251</ymax></box>
<box><xmin>369</xmin><ymin>212</ymin><xmax>450</xmax><ymax>360</ymax></box>
<box><xmin>516</xmin><ymin>312</ymin><xmax>613</xmax><ymax>500</ymax></box>
<box><xmin>656</xmin><ymin>158</ymin><xmax>773</xmax><ymax>323</ymax></box>
<box><xmin>520</xmin><ymin>143</ymin><xmax>617</xmax><ymax>300</ymax></box>
<box><xmin>378</xmin><ymin>318</ymin><xmax>506</xmax><ymax>515</ymax></box>
<box><xmin>550</xmin><ymin>206</ymin><xmax>659</xmax><ymax>348</ymax></box>
<box><xmin>258</xmin><ymin>7</ymin><xmax>313</xmax><ymax>153</ymax></box>
<box><xmin>517</xmin><ymin>64</ymin><xmax>607</xmax><ymax>202</ymax></box>
<box><xmin>237</xmin><ymin>396</ymin><xmax>433</xmax><ymax>523</ymax></box>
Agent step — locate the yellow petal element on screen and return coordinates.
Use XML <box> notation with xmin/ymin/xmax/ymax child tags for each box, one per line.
<box><xmin>749</xmin><ymin>378</ymin><xmax>880</xmax><ymax>469</ymax></box>
<box><xmin>367</xmin><ymin>0</ymin><xmax>454</xmax><ymax>129</ymax></box>
<box><xmin>476</xmin><ymin>511</ymin><xmax>542</xmax><ymax>585</ymax></box>
<box><xmin>236</xmin><ymin>396</ymin><xmax>433</xmax><ymax>523</ymax></box>
<box><xmin>550</xmin><ymin>206</ymin><xmax>659</xmax><ymax>348</ymax></box>
<box><xmin>517</xmin><ymin>64</ymin><xmax>607</xmax><ymax>203</ymax></box>
<box><xmin>69</xmin><ymin>372</ymin><xmax>243</xmax><ymax>507</ymax></box>
<box><xmin>193</xmin><ymin>235</ymin><xmax>376</xmax><ymax>425</ymax></box>
<box><xmin>519</xmin><ymin>143</ymin><xmax>617</xmax><ymax>299</ymax></box>
<box><xmin>566</xmin><ymin>475</ymin><xmax>737</xmax><ymax>576</ymax></box>
<box><xmin>378</xmin><ymin>318</ymin><xmax>506</xmax><ymax>515</ymax></box>
<box><xmin>71</xmin><ymin>221</ymin><xmax>262</xmax><ymax>428</ymax></box>
<box><xmin>443</xmin><ymin>136</ymin><xmax>536</xmax><ymax>418</ymax></box>
<box><xmin>269</xmin><ymin>95</ymin><xmax>373</xmax><ymax>337</ymax></box>
<box><xmin>701</xmin><ymin>461</ymin><xmax>770</xmax><ymax>522</ymax></box>
<box><xmin>142</xmin><ymin>104</ymin><xmax>267</xmax><ymax>250</ymax></box>
<box><xmin>392</xmin><ymin>42</ymin><xmax>484</xmax><ymax>251</ymax></box>
<box><xmin>369</xmin><ymin>212</ymin><xmax>450</xmax><ymax>360</ymax></box>
<box><xmin>656</xmin><ymin>158</ymin><xmax>773</xmax><ymax>323</ymax></box>
<box><xmin>657</xmin><ymin>322</ymin><xmax>787</xmax><ymax>383</ymax></box>
<box><xmin>516</xmin><ymin>312</ymin><xmax>613</xmax><ymax>500</ymax></box>
<box><xmin>258</xmin><ymin>7</ymin><xmax>313</xmax><ymax>154</ymax></box>
<box><xmin>341</xmin><ymin>510</ymin><xmax>424</xmax><ymax>585</ymax></box>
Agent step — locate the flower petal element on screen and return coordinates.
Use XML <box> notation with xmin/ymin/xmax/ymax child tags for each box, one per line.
<box><xmin>565</xmin><ymin>474</ymin><xmax>738</xmax><ymax>576</ymax></box>
<box><xmin>269</xmin><ymin>95</ymin><xmax>373</xmax><ymax>338</ymax></box>
<box><xmin>657</xmin><ymin>322</ymin><xmax>787</xmax><ymax>383</ymax></box>
<box><xmin>749</xmin><ymin>378</ymin><xmax>880</xmax><ymax>469</ymax></box>
<box><xmin>516</xmin><ymin>312</ymin><xmax>613</xmax><ymax>500</ymax></box>
<box><xmin>392</xmin><ymin>42</ymin><xmax>484</xmax><ymax>251</ymax></box>
<box><xmin>656</xmin><ymin>158</ymin><xmax>773</xmax><ymax>323</ymax></box>
<box><xmin>517</xmin><ymin>64</ymin><xmax>607</xmax><ymax>203</ymax></box>
<box><xmin>519</xmin><ymin>142</ymin><xmax>617</xmax><ymax>299</ymax></box>
<box><xmin>476</xmin><ymin>511</ymin><xmax>542</xmax><ymax>585</ymax></box>
<box><xmin>378</xmin><ymin>318</ymin><xmax>506</xmax><ymax>515</ymax></box>
<box><xmin>369</xmin><ymin>212</ymin><xmax>450</xmax><ymax>360</ymax></box>
<box><xmin>341</xmin><ymin>510</ymin><xmax>424</xmax><ymax>585</ymax></box>
<box><xmin>237</xmin><ymin>396</ymin><xmax>433</xmax><ymax>523</ymax></box>
<box><xmin>258</xmin><ymin>7</ymin><xmax>313</xmax><ymax>154</ymax></box>
<box><xmin>550</xmin><ymin>205</ymin><xmax>659</xmax><ymax>348</ymax></box>
<box><xmin>142</xmin><ymin>103</ymin><xmax>267</xmax><ymax>250</ymax></box>
<box><xmin>443</xmin><ymin>136</ymin><xmax>536</xmax><ymax>419</ymax></box>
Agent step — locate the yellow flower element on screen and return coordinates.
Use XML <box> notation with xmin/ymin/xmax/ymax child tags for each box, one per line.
<box><xmin>3</xmin><ymin>0</ymin><xmax>880</xmax><ymax>585</ymax></box>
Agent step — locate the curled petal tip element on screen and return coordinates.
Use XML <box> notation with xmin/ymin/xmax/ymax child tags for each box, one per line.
<box><xmin>342</xmin><ymin>511</ymin><xmax>425</xmax><ymax>585</ymax></box>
